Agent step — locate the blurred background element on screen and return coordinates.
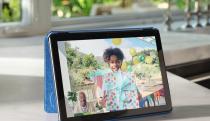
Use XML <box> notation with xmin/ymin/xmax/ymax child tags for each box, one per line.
<box><xmin>0</xmin><ymin>0</ymin><xmax>210</xmax><ymax>118</ymax></box>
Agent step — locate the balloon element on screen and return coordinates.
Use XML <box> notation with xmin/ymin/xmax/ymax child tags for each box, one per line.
<box><xmin>145</xmin><ymin>56</ymin><xmax>153</xmax><ymax>64</ymax></box>
<box><xmin>133</xmin><ymin>56</ymin><xmax>139</xmax><ymax>65</ymax></box>
<box><xmin>112</xmin><ymin>38</ymin><xmax>122</xmax><ymax>45</ymax></box>
<box><xmin>127</xmin><ymin>65</ymin><xmax>132</xmax><ymax>72</ymax></box>
<box><xmin>129</xmin><ymin>48</ymin><xmax>137</xmax><ymax>56</ymax></box>
<box><xmin>121</xmin><ymin>62</ymin><xmax>127</xmax><ymax>71</ymax></box>
<box><xmin>139</xmin><ymin>55</ymin><xmax>145</xmax><ymax>62</ymax></box>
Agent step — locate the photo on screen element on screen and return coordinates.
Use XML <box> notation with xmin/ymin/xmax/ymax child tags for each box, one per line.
<box><xmin>57</xmin><ymin>37</ymin><xmax>166</xmax><ymax>117</ymax></box>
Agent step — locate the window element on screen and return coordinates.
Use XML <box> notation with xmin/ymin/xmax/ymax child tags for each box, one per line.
<box><xmin>0</xmin><ymin>0</ymin><xmax>51</xmax><ymax>37</ymax></box>
<box><xmin>51</xmin><ymin>0</ymin><xmax>174</xmax><ymax>30</ymax></box>
<box><xmin>0</xmin><ymin>0</ymin><xmax>21</xmax><ymax>23</ymax></box>
<box><xmin>52</xmin><ymin>0</ymin><xmax>130</xmax><ymax>18</ymax></box>
<box><xmin>0</xmin><ymin>0</ymin><xmax>185</xmax><ymax>36</ymax></box>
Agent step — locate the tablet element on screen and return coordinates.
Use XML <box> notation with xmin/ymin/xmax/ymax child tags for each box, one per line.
<box><xmin>48</xmin><ymin>28</ymin><xmax>172</xmax><ymax>121</ymax></box>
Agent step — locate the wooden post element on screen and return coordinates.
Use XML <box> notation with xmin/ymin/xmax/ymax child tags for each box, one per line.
<box><xmin>185</xmin><ymin>0</ymin><xmax>193</xmax><ymax>28</ymax></box>
<box><xmin>0</xmin><ymin>0</ymin><xmax>2</xmax><ymax>19</ymax></box>
<box><xmin>206</xmin><ymin>4</ymin><xmax>210</xmax><ymax>26</ymax></box>
<box><xmin>195</xmin><ymin>0</ymin><xmax>202</xmax><ymax>27</ymax></box>
<box><xmin>165</xmin><ymin>0</ymin><xmax>172</xmax><ymax>31</ymax></box>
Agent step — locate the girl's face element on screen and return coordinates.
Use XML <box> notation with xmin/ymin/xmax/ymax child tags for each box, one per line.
<box><xmin>108</xmin><ymin>55</ymin><xmax>122</xmax><ymax>72</ymax></box>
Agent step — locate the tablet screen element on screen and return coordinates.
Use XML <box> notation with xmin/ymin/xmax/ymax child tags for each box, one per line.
<box><xmin>57</xmin><ymin>36</ymin><xmax>166</xmax><ymax>117</ymax></box>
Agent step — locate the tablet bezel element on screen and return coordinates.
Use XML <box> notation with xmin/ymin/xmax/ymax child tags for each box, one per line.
<box><xmin>48</xmin><ymin>28</ymin><xmax>172</xmax><ymax>121</ymax></box>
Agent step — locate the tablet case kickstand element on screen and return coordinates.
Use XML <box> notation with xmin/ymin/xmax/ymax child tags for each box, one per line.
<box><xmin>44</xmin><ymin>34</ymin><xmax>58</xmax><ymax>113</ymax></box>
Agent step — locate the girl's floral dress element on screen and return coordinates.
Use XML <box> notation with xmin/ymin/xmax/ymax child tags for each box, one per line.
<box><xmin>89</xmin><ymin>69</ymin><xmax>140</xmax><ymax>111</ymax></box>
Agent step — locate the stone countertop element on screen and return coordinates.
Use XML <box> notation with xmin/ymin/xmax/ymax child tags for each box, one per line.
<box><xmin>0</xmin><ymin>72</ymin><xmax>210</xmax><ymax>121</ymax></box>
<box><xmin>161</xmin><ymin>31</ymin><xmax>210</xmax><ymax>66</ymax></box>
<box><xmin>0</xmin><ymin>30</ymin><xmax>210</xmax><ymax>121</ymax></box>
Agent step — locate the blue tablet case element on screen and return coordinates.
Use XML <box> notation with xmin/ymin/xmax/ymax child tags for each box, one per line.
<box><xmin>44</xmin><ymin>33</ymin><xmax>58</xmax><ymax>113</ymax></box>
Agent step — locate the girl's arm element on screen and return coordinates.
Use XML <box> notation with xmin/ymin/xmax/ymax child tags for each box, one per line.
<box><xmin>88</xmin><ymin>69</ymin><xmax>106</xmax><ymax>82</ymax></box>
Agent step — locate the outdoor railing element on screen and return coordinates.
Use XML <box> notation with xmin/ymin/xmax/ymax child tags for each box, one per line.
<box><xmin>165</xmin><ymin>0</ymin><xmax>210</xmax><ymax>31</ymax></box>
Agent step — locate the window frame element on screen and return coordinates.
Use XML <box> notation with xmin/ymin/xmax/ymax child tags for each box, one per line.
<box><xmin>0</xmin><ymin>0</ymin><xmax>51</xmax><ymax>37</ymax></box>
<box><xmin>0</xmin><ymin>0</ymin><xmax>184</xmax><ymax>37</ymax></box>
<box><xmin>0</xmin><ymin>0</ymin><xmax>31</xmax><ymax>34</ymax></box>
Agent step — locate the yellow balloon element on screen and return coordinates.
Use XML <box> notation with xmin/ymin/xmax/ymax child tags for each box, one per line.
<box><xmin>112</xmin><ymin>38</ymin><xmax>122</xmax><ymax>45</ymax></box>
<box><xmin>133</xmin><ymin>56</ymin><xmax>139</xmax><ymax>65</ymax></box>
<box><xmin>145</xmin><ymin>56</ymin><xmax>153</xmax><ymax>64</ymax></box>
<box><xmin>121</xmin><ymin>62</ymin><xmax>127</xmax><ymax>71</ymax></box>
<box><xmin>129</xmin><ymin>48</ymin><xmax>136</xmax><ymax>56</ymax></box>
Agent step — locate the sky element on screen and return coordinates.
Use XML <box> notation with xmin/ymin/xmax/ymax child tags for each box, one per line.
<box><xmin>67</xmin><ymin>37</ymin><xmax>156</xmax><ymax>61</ymax></box>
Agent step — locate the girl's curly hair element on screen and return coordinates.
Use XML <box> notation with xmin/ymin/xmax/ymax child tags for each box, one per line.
<box><xmin>103</xmin><ymin>47</ymin><xmax>124</xmax><ymax>62</ymax></box>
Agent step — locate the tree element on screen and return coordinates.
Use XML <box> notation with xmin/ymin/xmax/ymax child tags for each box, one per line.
<box><xmin>52</xmin><ymin>0</ymin><xmax>117</xmax><ymax>18</ymax></box>
<box><xmin>0</xmin><ymin>0</ymin><xmax>21</xmax><ymax>22</ymax></box>
<box><xmin>82</xmin><ymin>54</ymin><xmax>98</xmax><ymax>68</ymax></box>
<box><xmin>72</xmin><ymin>56</ymin><xmax>83</xmax><ymax>69</ymax></box>
<box><xmin>66</xmin><ymin>47</ymin><xmax>77</xmax><ymax>68</ymax></box>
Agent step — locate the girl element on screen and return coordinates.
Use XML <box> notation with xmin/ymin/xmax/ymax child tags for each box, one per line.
<box><xmin>89</xmin><ymin>47</ymin><xmax>141</xmax><ymax>112</ymax></box>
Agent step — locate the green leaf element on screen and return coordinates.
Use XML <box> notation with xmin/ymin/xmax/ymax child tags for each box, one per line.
<box><xmin>2</xmin><ymin>8</ymin><xmax>11</xmax><ymax>22</ymax></box>
<box><xmin>68</xmin><ymin>91</ymin><xmax>77</xmax><ymax>102</ymax></box>
<box><xmin>53</xmin><ymin>0</ymin><xmax>62</xmax><ymax>6</ymax></box>
<box><xmin>174</xmin><ymin>0</ymin><xmax>186</xmax><ymax>10</ymax></box>
<box><xmin>9</xmin><ymin>0</ymin><xmax>21</xmax><ymax>21</ymax></box>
